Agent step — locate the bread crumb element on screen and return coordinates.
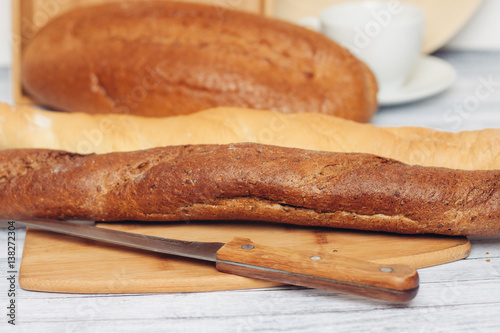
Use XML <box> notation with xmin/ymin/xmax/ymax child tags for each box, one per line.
<box><xmin>486</xmin><ymin>259</ymin><xmax>491</xmax><ymax>262</ymax></box>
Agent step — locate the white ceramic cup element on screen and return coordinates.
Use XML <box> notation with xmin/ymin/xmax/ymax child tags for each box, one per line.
<box><xmin>299</xmin><ymin>1</ymin><xmax>425</xmax><ymax>93</ymax></box>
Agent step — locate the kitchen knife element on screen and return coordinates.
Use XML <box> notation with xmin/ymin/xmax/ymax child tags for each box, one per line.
<box><xmin>15</xmin><ymin>219</ymin><xmax>419</xmax><ymax>302</ymax></box>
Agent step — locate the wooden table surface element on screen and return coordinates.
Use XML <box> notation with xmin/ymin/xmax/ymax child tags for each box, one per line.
<box><xmin>1</xmin><ymin>50</ymin><xmax>500</xmax><ymax>332</ymax></box>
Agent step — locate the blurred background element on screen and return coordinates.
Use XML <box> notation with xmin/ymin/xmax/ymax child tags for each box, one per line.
<box><xmin>444</xmin><ymin>0</ymin><xmax>500</xmax><ymax>51</ymax></box>
<box><xmin>1</xmin><ymin>0</ymin><xmax>499</xmax><ymax>67</ymax></box>
<box><xmin>0</xmin><ymin>0</ymin><xmax>11</xmax><ymax>67</ymax></box>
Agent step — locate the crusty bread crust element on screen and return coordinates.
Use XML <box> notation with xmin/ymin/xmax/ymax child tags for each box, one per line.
<box><xmin>1</xmin><ymin>143</ymin><xmax>499</xmax><ymax>236</ymax></box>
<box><xmin>21</xmin><ymin>1</ymin><xmax>377</xmax><ymax>121</ymax></box>
<box><xmin>1</xmin><ymin>103</ymin><xmax>498</xmax><ymax>170</ymax></box>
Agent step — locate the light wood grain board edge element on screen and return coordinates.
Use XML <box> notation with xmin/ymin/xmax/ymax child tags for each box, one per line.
<box><xmin>19</xmin><ymin>273</ymin><xmax>282</xmax><ymax>294</ymax></box>
<box><xmin>11</xmin><ymin>0</ymin><xmax>24</xmax><ymax>105</ymax></box>
<box><xmin>371</xmin><ymin>238</ymin><xmax>471</xmax><ymax>268</ymax></box>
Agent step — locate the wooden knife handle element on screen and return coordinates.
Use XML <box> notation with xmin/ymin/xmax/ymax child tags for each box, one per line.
<box><xmin>215</xmin><ymin>237</ymin><xmax>419</xmax><ymax>302</ymax></box>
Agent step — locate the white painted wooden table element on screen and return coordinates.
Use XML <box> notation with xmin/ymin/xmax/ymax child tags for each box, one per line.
<box><xmin>1</xmin><ymin>50</ymin><xmax>500</xmax><ymax>333</ymax></box>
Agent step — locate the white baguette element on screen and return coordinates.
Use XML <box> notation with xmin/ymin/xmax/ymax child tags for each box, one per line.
<box><xmin>1</xmin><ymin>103</ymin><xmax>499</xmax><ymax>170</ymax></box>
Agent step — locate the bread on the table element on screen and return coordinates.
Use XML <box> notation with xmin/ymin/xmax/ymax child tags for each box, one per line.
<box><xmin>21</xmin><ymin>1</ymin><xmax>378</xmax><ymax>122</ymax></box>
<box><xmin>1</xmin><ymin>143</ymin><xmax>498</xmax><ymax>236</ymax></box>
<box><xmin>1</xmin><ymin>103</ymin><xmax>499</xmax><ymax>170</ymax></box>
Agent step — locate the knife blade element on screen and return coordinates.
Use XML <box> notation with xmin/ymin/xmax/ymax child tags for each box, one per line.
<box><xmin>15</xmin><ymin>219</ymin><xmax>419</xmax><ymax>302</ymax></box>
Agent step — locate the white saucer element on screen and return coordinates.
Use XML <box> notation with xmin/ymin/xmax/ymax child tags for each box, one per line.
<box><xmin>377</xmin><ymin>56</ymin><xmax>457</xmax><ymax>106</ymax></box>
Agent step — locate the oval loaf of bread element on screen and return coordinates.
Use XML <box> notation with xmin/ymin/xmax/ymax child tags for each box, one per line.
<box><xmin>1</xmin><ymin>143</ymin><xmax>499</xmax><ymax>236</ymax></box>
<box><xmin>1</xmin><ymin>103</ymin><xmax>499</xmax><ymax>170</ymax></box>
<box><xmin>21</xmin><ymin>1</ymin><xmax>378</xmax><ymax>122</ymax></box>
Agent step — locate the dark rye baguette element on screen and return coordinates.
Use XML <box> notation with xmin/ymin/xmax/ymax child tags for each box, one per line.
<box><xmin>21</xmin><ymin>1</ymin><xmax>377</xmax><ymax>122</ymax></box>
<box><xmin>0</xmin><ymin>143</ymin><xmax>498</xmax><ymax>236</ymax></box>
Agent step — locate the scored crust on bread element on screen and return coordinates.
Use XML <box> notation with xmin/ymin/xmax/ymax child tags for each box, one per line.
<box><xmin>1</xmin><ymin>103</ymin><xmax>499</xmax><ymax>170</ymax></box>
<box><xmin>0</xmin><ymin>143</ymin><xmax>498</xmax><ymax>236</ymax></box>
<box><xmin>21</xmin><ymin>1</ymin><xmax>377</xmax><ymax>122</ymax></box>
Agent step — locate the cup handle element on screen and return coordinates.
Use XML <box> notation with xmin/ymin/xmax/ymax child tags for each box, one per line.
<box><xmin>297</xmin><ymin>17</ymin><xmax>321</xmax><ymax>32</ymax></box>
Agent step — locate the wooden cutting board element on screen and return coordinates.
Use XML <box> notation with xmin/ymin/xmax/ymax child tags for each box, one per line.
<box><xmin>19</xmin><ymin>221</ymin><xmax>471</xmax><ymax>294</ymax></box>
